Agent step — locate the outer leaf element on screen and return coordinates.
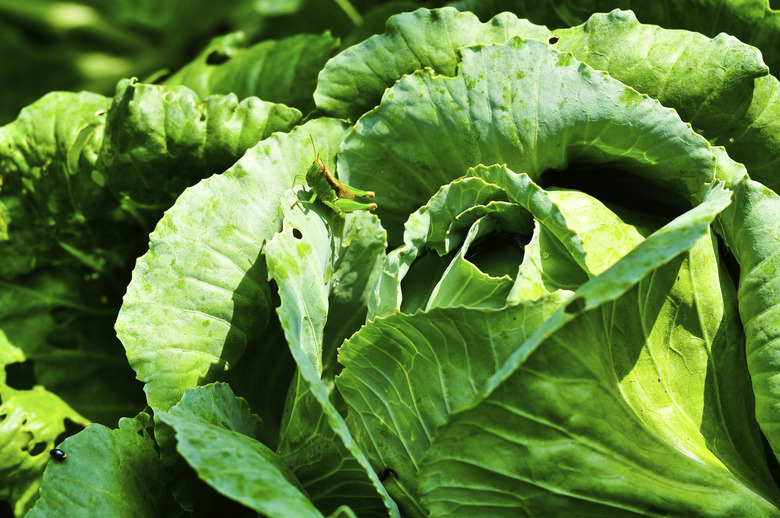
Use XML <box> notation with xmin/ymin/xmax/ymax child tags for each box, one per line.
<box><xmin>115</xmin><ymin>118</ymin><xmax>349</xmax><ymax>414</ymax></box>
<box><xmin>449</xmin><ymin>0</ymin><xmax>780</xmax><ymax>74</ymax></box>
<box><xmin>267</xmin><ymin>190</ymin><xmax>398</xmax><ymax>517</ymax></box>
<box><xmin>158</xmin><ymin>383</ymin><xmax>323</xmax><ymax>517</ymax></box>
<box><xmin>164</xmin><ymin>32</ymin><xmax>340</xmax><ymax>114</ymax></box>
<box><xmin>0</xmin><ymin>91</ymin><xmax>112</xmax><ymax>224</ymax></box>
<box><xmin>315</xmin><ymin>7</ymin><xmax>551</xmax><ymax>120</ymax></box>
<box><xmin>713</xmin><ymin>151</ymin><xmax>780</xmax><ymax>463</ymax></box>
<box><xmin>550</xmin><ymin>9</ymin><xmax>780</xmax><ymax>192</ymax></box>
<box><xmin>339</xmin><ymin>37</ymin><xmax>717</xmax><ymax>241</ymax></box>
<box><xmin>26</xmin><ymin>417</ymin><xmax>168</xmax><ymax>518</ymax></box>
<box><xmin>99</xmin><ymin>78</ymin><xmax>301</xmax><ymax>205</ymax></box>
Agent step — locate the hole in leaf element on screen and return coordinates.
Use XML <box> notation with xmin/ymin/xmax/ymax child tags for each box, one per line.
<box><xmin>464</xmin><ymin>229</ymin><xmax>525</xmax><ymax>279</ymax></box>
<box><xmin>29</xmin><ymin>441</ymin><xmax>47</xmax><ymax>456</ymax></box>
<box><xmin>206</xmin><ymin>50</ymin><xmax>230</xmax><ymax>65</ymax></box>
<box><xmin>564</xmin><ymin>296</ymin><xmax>586</xmax><ymax>314</ymax></box>
<box><xmin>54</xmin><ymin>419</ymin><xmax>84</xmax><ymax>446</ymax></box>
<box><xmin>5</xmin><ymin>360</ymin><xmax>36</xmax><ymax>390</ymax></box>
<box><xmin>292</xmin><ymin>228</ymin><xmax>303</xmax><ymax>239</ymax></box>
<box><xmin>548</xmin><ymin>36</ymin><xmax>560</xmax><ymax>44</ymax></box>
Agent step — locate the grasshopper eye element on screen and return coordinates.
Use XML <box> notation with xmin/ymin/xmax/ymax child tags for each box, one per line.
<box><xmin>50</xmin><ymin>448</ymin><xmax>67</xmax><ymax>461</ymax></box>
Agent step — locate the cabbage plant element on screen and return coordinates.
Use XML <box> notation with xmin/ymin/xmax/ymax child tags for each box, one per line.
<box><xmin>4</xmin><ymin>2</ymin><xmax>780</xmax><ymax>517</ymax></box>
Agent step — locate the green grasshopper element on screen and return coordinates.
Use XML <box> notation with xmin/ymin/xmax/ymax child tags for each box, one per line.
<box><xmin>291</xmin><ymin>135</ymin><xmax>378</xmax><ymax>214</ymax></box>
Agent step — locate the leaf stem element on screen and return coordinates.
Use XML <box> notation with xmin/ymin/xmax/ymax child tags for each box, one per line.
<box><xmin>333</xmin><ymin>0</ymin><xmax>362</xmax><ymax>26</ymax></box>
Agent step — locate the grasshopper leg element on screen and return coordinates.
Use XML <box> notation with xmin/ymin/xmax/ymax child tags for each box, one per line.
<box><xmin>291</xmin><ymin>190</ymin><xmax>318</xmax><ymax>210</ymax></box>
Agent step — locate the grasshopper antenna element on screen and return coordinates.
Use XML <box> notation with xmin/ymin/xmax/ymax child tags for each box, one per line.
<box><xmin>308</xmin><ymin>133</ymin><xmax>318</xmax><ymax>162</ymax></box>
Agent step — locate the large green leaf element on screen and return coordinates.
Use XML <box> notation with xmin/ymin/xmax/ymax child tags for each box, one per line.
<box><xmin>314</xmin><ymin>7</ymin><xmax>550</xmax><ymax>120</ymax></box>
<box><xmin>26</xmin><ymin>415</ymin><xmax>169</xmax><ymax>518</ymax></box>
<box><xmin>99</xmin><ymin>78</ymin><xmax>301</xmax><ymax>205</ymax></box>
<box><xmin>420</xmin><ymin>246</ymin><xmax>779</xmax><ymax>515</ymax></box>
<box><xmin>0</xmin><ymin>90</ymin><xmax>111</xmax><ymax>221</ymax></box>
<box><xmin>448</xmin><ymin>0</ymin><xmax>780</xmax><ymax>74</ymax></box>
<box><xmin>548</xmin><ymin>10</ymin><xmax>780</xmax><ymax>193</ymax></box>
<box><xmin>338</xmin><ymin>36</ymin><xmax>717</xmax><ymax>242</ymax></box>
<box><xmin>340</xmin><ymin>180</ymin><xmax>750</xmax><ymax>515</ymax></box>
<box><xmin>0</xmin><ymin>337</ymin><xmax>90</xmax><ymax>517</ymax></box>
<box><xmin>115</xmin><ymin>118</ymin><xmax>349</xmax><ymax>414</ymax></box>
<box><xmin>337</xmin><ymin>298</ymin><xmax>566</xmax><ymax>515</ymax></box>
<box><xmin>402</xmin><ymin>183</ymin><xmax>778</xmax><ymax>515</ymax></box>
<box><xmin>266</xmin><ymin>189</ymin><xmax>397</xmax><ymax>517</ymax></box>
<box><xmin>164</xmin><ymin>31</ymin><xmax>340</xmax><ymax>114</ymax></box>
<box><xmin>159</xmin><ymin>383</ymin><xmax>324</xmax><ymax>517</ymax></box>
<box><xmin>712</xmin><ymin>152</ymin><xmax>780</xmax><ymax>463</ymax></box>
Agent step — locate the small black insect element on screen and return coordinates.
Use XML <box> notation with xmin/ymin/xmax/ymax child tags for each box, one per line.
<box><xmin>378</xmin><ymin>467</ymin><xmax>398</xmax><ymax>482</ymax></box>
<box><xmin>49</xmin><ymin>448</ymin><xmax>67</xmax><ymax>462</ymax></box>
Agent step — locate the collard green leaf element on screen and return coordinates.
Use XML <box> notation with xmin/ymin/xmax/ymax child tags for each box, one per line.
<box><xmin>266</xmin><ymin>190</ymin><xmax>397</xmax><ymax>517</ymax></box>
<box><xmin>115</xmin><ymin>118</ymin><xmax>349</xmax><ymax>414</ymax></box>
<box><xmin>315</xmin><ymin>7</ymin><xmax>551</xmax><ymax>120</ymax></box>
<box><xmin>26</xmin><ymin>417</ymin><xmax>168</xmax><ymax>518</ymax></box>
<box><xmin>158</xmin><ymin>383</ymin><xmax>324</xmax><ymax>517</ymax></box>
<box><xmin>99</xmin><ymin>78</ymin><xmax>301</xmax><ymax>205</ymax></box>
<box><xmin>339</xmin><ymin>36</ymin><xmax>717</xmax><ymax>242</ymax></box>
<box><xmin>164</xmin><ymin>32</ymin><xmax>340</xmax><ymax>114</ymax></box>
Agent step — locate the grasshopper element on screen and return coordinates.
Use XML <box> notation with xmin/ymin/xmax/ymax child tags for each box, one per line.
<box><xmin>291</xmin><ymin>135</ymin><xmax>378</xmax><ymax>213</ymax></box>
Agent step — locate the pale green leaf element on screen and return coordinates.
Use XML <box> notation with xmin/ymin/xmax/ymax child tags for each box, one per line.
<box><xmin>266</xmin><ymin>189</ymin><xmax>398</xmax><ymax>517</ymax></box>
<box><xmin>336</xmin><ymin>297</ymin><xmax>567</xmax><ymax>515</ymax></box>
<box><xmin>115</xmin><ymin>118</ymin><xmax>349</xmax><ymax>414</ymax></box>
<box><xmin>315</xmin><ymin>7</ymin><xmax>551</xmax><ymax>120</ymax></box>
<box><xmin>164</xmin><ymin>32</ymin><xmax>340</xmax><ymax>113</ymax></box>
<box><xmin>338</xmin><ymin>36</ymin><xmax>717</xmax><ymax>241</ymax></box>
